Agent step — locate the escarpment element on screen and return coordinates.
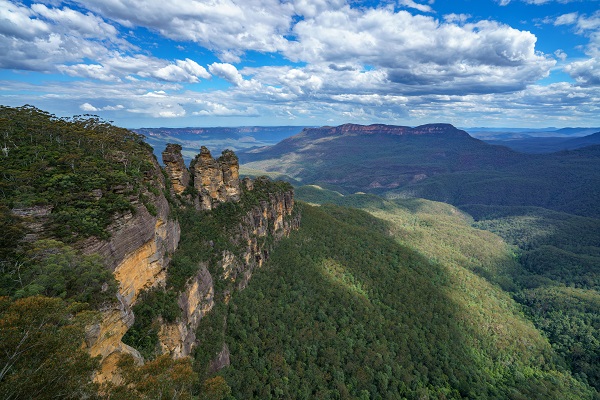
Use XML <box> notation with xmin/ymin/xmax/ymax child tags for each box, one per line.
<box><xmin>82</xmin><ymin>152</ymin><xmax>181</xmax><ymax>383</ymax></box>
<box><xmin>3</xmin><ymin>106</ymin><xmax>300</xmax><ymax>387</ymax></box>
<box><xmin>156</xmin><ymin>147</ymin><xmax>300</xmax><ymax>360</ymax></box>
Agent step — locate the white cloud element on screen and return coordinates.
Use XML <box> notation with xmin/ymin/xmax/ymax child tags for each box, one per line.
<box><xmin>30</xmin><ymin>4</ymin><xmax>118</xmax><ymax>38</ymax></box>
<box><xmin>565</xmin><ymin>58</ymin><xmax>600</xmax><ymax>85</ymax></box>
<box><xmin>72</xmin><ymin>0</ymin><xmax>295</xmax><ymax>58</ymax></box>
<box><xmin>554</xmin><ymin>12</ymin><xmax>578</xmax><ymax>26</ymax></box>
<box><xmin>554</xmin><ymin>49</ymin><xmax>568</xmax><ymax>60</ymax></box>
<box><xmin>61</xmin><ymin>55</ymin><xmax>211</xmax><ymax>83</ymax></box>
<box><xmin>285</xmin><ymin>8</ymin><xmax>554</xmax><ymax>94</ymax></box>
<box><xmin>152</xmin><ymin>59</ymin><xmax>211</xmax><ymax>82</ymax></box>
<box><xmin>79</xmin><ymin>102</ymin><xmax>124</xmax><ymax>112</ymax></box>
<box><xmin>208</xmin><ymin>62</ymin><xmax>261</xmax><ymax>90</ymax></box>
<box><xmin>80</xmin><ymin>102</ymin><xmax>98</xmax><ymax>112</ymax></box>
<box><xmin>398</xmin><ymin>0</ymin><xmax>433</xmax><ymax>13</ymax></box>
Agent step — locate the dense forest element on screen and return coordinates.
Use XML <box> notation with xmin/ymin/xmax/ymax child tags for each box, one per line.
<box><xmin>1</xmin><ymin>106</ymin><xmax>599</xmax><ymax>399</ymax></box>
<box><xmin>294</xmin><ymin>185</ymin><xmax>600</xmax><ymax>395</ymax></box>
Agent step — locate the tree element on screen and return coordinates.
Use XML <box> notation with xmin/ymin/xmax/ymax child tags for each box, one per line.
<box><xmin>0</xmin><ymin>296</ymin><xmax>99</xmax><ymax>399</ymax></box>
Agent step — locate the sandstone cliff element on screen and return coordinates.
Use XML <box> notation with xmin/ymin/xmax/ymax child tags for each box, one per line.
<box><xmin>85</xmin><ymin>143</ymin><xmax>299</xmax><ymax>377</ymax></box>
<box><xmin>81</xmin><ymin>154</ymin><xmax>181</xmax><ymax>383</ymax></box>
<box><xmin>162</xmin><ymin>143</ymin><xmax>190</xmax><ymax>196</ymax></box>
<box><xmin>157</xmin><ymin>173</ymin><xmax>300</xmax><ymax>359</ymax></box>
<box><xmin>190</xmin><ymin>146</ymin><xmax>241</xmax><ymax>210</ymax></box>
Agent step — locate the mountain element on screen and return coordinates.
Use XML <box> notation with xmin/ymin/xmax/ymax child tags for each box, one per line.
<box><xmin>240</xmin><ymin>123</ymin><xmax>600</xmax><ymax>218</ymax></box>
<box><xmin>467</xmin><ymin>127</ymin><xmax>600</xmax><ymax>140</ymax></box>
<box><xmin>0</xmin><ymin>106</ymin><xmax>299</xmax><ymax>398</ymax></box>
<box><xmin>2</xmin><ymin>107</ymin><xmax>598</xmax><ymax>398</ymax></box>
<box><xmin>483</xmin><ymin>130</ymin><xmax>600</xmax><ymax>153</ymax></box>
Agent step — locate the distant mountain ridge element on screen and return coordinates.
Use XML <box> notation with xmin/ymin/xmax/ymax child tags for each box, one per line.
<box><xmin>240</xmin><ymin>122</ymin><xmax>600</xmax><ymax>218</ymax></box>
<box><xmin>293</xmin><ymin>123</ymin><xmax>469</xmax><ymax>137</ymax></box>
<box><xmin>482</xmin><ymin>130</ymin><xmax>600</xmax><ymax>153</ymax></box>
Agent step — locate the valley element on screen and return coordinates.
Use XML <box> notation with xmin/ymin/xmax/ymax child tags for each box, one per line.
<box><xmin>0</xmin><ymin>106</ymin><xmax>598</xmax><ymax>399</ymax></box>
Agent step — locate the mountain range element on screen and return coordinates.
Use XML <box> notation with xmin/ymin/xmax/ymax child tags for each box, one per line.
<box><xmin>239</xmin><ymin>123</ymin><xmax>600</xmax><ymax>218</ymax></box>
<box><xmin>1</xmin><ymin>106</ymin><xmax>599</xmax><ymax>399</ymax></box>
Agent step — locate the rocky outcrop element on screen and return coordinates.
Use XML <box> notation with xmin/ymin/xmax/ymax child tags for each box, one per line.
<box><xmin>159</xmin><ymin>265</ymin><xmax>214</xmax><ymax>358</ymax></box>
<box><xmin>191</xmin><ymin>146</ymin><xmax>241</xmax><ymax>210</ymax></box>
<box><xmin>162</xmin><ymin>143</ymin><xmax>190</xmax><ymax>196</ymax></box>
<box><xmin>81</xmin><ymin>156</ymin><xmax>181</xmax><ymax>382</ymax></box>
<box><xmin>158</xmin><ymin>178</ymin><xmax>299</xmax><ymax>359</ymax></box>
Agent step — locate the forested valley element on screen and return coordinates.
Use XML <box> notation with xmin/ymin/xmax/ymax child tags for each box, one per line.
<box><xmin>1</xmin><ymin>106</ymin><xmax>598</xmax><ymax>399</ymax></box>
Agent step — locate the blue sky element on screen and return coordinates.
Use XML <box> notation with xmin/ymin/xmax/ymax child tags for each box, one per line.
<box><xmin>1</xmin><ymin>0</ymin><xmax>599</xmax><ymax>128</ymax></box>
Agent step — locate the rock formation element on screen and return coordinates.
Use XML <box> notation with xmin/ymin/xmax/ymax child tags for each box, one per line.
<box><xmin>80</xmin><ymin>155</ymin><xmax>181</xmax><ymax>383</ymax></box>
<box><xmin>79</xmin><ymin>143</ymin><xmax>299</xmax><ymax>379</ymax></box>
<box><xmin>162</xmin><ymin>143</ymin><xmax>190</xmax><ymax>196</ymax></box>
<box><xmin>157</xmin><ymin>176</ymin><xmax>300</xmax><ymax>358</ymax></box>
<box><xmin>191</xmin><ymin>146</ymin><xmax>241</xmax><ymax>210</ymax></box>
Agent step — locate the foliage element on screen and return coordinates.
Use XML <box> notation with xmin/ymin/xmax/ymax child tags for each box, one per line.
<box><xmin>221</xmin><ymin>204</ymin><xmax>595</xmax><ymax>399</ymax></box>
<box><xmin>464</xmin><ymin>204</ymin><xmax>600</xmax><ymax>391</ymax></box>
<box><xmin>121</xmin><ymin>288</ymin><xmax>181</xmax><ymax>360</ymax></box>
<box><xmin>0</xmin><ymin>105</ymin><xmax>159</xmax><ymax>242</ymax></box>
<box><xmin>516</xmin><ymin>287</ymin><xmax>600</xmax><ymax>390</ymax></box>
<box><xmin>101</xmin><ymin>354</ymin><xmax>198</xmax><ymax>400</ymax></box>
<box><xmin>0</xmin><ymin>239</ymin><xmax>118</xmax><ymax>308</ymax></box>
<box><xmin>0</xmin><ymin>296</ymin><xmax>100</xmax><ymax>399</ymax></box>
<box><xmin>125</xmin><ymin>178</ymin><xmax>294</xmax><ymax>361</ymax></box>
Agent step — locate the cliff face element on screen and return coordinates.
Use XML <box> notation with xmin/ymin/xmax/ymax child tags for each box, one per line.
<box><xmin>190</xmin><ymin>146</ymin><xmax>241</xmax><ymax>210</ymax></box>
<box><xmin>162</xmin><ymin>143</ymin><xmax>190</xmax><ymax>196</ymax></box>
<box><xmin>87</xmin><ymin>143</ymin><xmax>298</xmax><ymax>377</ymax></box>
<box><xmin>82</xmin><ymin>155</ymin><xmax>181</xmax><ymax>383</ymax></box>
<box><xmin>158</xmin><ymin>177</ymin><xmax>300</xmax><ymax>359</ymax></box>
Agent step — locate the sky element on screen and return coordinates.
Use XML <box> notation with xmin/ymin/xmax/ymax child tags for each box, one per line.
<box><xmin>1</xmin><ymin>0</ymin><xmax>599</xmax><ymax>128</ymax></box>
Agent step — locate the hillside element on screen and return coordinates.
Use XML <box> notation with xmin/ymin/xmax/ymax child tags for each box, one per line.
<box><xmin>483</xmin><ymin>131</ymin><xmax>600</xmax><ymax>154</ymax></box>
<box><xmin>297</xmin><ymin>185</ymin><xmax>600</xmax><ymax>393</ymax></box>
<box><xmin>218</xmin><ymin>202</ymin><xmax>595</xmax><ymax>398</ymax></box>
<box><xmin>0</xmin><ymin>106</ymin><xmax>300</xmax><ymax>398</ymax></box>
<box><xmin>240</xmin><ymin>123</ymin><xmax>600</xmax><ymax>218</ymax></box>
<box><xmin>1</xmin><ymin>107</ymin><xmax>597</xmax><ymax>399</ymax></box>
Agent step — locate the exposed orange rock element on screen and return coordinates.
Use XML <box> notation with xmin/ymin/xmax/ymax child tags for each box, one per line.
<box><xmin>162</xmin><ymin>143</ymin><xmax>190</xmax><ymax>195</ymax></box>
<box><xmin>191</xmin><ymin>146</ymin><xmax>240</xmax><ymax>210</ymax></box>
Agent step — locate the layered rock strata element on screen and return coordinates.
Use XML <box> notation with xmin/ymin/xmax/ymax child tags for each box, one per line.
<box><xmin>158</xmin><ymin>177</ymin><xmax>300</xmax><ymax>359</ymax></box>
<box><xmin>191</xmin><ymin>146</ymin><xmax>241</xmax><ymax>210</ymax></box>
<box><xmin>162</xmin><ymin>143</ymin><xmax>190</xmax><ymax>196</ymax></box>
<box><xmin>81</xmin><ymin>156</ymin><xmax>181</xmax><ymax>383</ymax></box>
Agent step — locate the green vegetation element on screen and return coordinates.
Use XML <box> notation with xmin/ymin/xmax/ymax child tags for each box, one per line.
<box><xmin>220</xmin><ymin>204</ymin><xmax>594</xmax><ymax>399</ymax></box>
<box><xmin>0</xmin><ymin>296</ymin><xmax>100</xmax><ymax>399</ymax></box>
<box><xmin>463</xmin><ymin>204</ymin><xmax>600</xmax><ymax>391</ymax></box>
<box><xmin>296</xmin><ymin>186</ymin><xmax>600</xmax><ymax>394</ymax></box>
<box><xmin>0</xmin><ymin>105</ymin><xmax>158</xmax><ymax>241</ymax></box>
<box><xmin>123</xmin><ymin>178</ymin><xmax>295</xmax><ymax>360</ymax></box>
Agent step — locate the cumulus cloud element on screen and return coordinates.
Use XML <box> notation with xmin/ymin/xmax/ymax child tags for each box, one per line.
<box><xmin>72</xmin><ymin>0</ymin><xmax>294</xmax><ymax>59</ymax></box>
<box><xmin>80</xmin><ymin>102</ymin><xmax>98</xmax><ymax>112</ymax></box>
<box><xmin>60</xmin><ymin>55</ymin><xmax>211</xmax><ymax>83</ymax></box>
<box><xmin>0</xmin><ymin>1</ymin><xmax>111</xmax><ymax>70</ymax></box>
<box><xmin>565</xmin><ymin>58</ymin><xmax>600</xmax><ymax>85</ymax></box>
<box><xmin>152</xmin><ymin>59</ymin><xmax>211</xmax><ymax>83</ymax></box>
<box><xmin>285</xmin><ymin>8</ymin><xmax>554</xmax><ymax>94</ymax></box>
<box><xmin>80</xmin><ymin>102</ymin><xmax>124</xmax><ymax>112</ymax></box>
